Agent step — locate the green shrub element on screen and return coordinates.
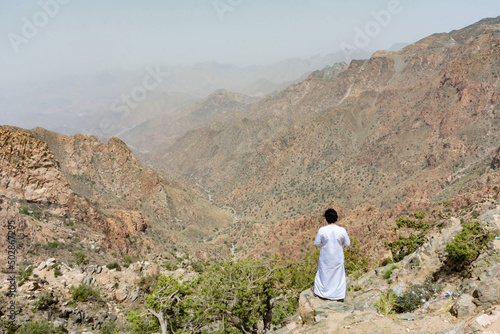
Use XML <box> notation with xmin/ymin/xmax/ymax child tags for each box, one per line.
<box><xmin>445</xmin><ymin>220</ymin><xmax>498</xmax><ymax>269</ymax></box>
<box><xmin>19</xmin><ymin>207</ymin><xmax>30</xmax><ymax>215</ymax></box>
<box><xmin>54</xmin><ymin>268</ymin><xmax>62</xmax><ymax>278</ymax></box>
<box><xmin>191</xmin><ymin>258</ymin><xmax>207</xmax><ymax>273</ymax></box>
<box><xmin>107</xmin><ymin>262</ymin><xmax>122</xmax><ymax>271</ymax></box>
<box><xmin>73</xmin><ymin>251</ymin><xmax>89</xmax><ymax>268</ymax></box>
<box><xmin>45</xmin><ymin>241</ymin><xmax>58</xmax><ymax>249</ymax></box>
<box><xmin>123</xmin><ymin>255</ymin><xmax>138</xmax><ymax>265</ymax></box>
<box><xmin>16</xmin><ymin>320</ymin><xmax>65</xmax><ymax>334</ymax></box>
<box><xmin>394</xmin><ymin>279</ymin><xmax>442</xmax><ymax>313</ymax></box>
<box><xmin>35</xmin><ymin>293</ymin><xmax>57</xmax><ymax>310</ymax></box>
<box><xmin>18</xmin><ymin>267</ymin><xmax>33</xmax><ymax>286</ymax></box>
<box><xmin>375</xmin><ymin>290</ymin><xmax>396</xmax><ymax>316</ymax></box>
<box><xmin>127</xmin><ymin>310</ymin><xmax>160</xmax><ymax>334</ymax></box>
<box><xmin>164</xmin><ymin>261</ymin><xmax>178</xmax><ymax>271</ymax></box>
<box><xmin>18</xmin><ymin>205</ymin><xmax>42</xmax><ymax>220</ymax></box>
<box><xmin>100</xmin><ymin>320</ymin><xmax>120</xmax><ymax>334</ymax></box>
<box><xmin>70</xmin><ymin>284</ymin><xmax>100</xmax><ymax>302</ymax></box>
<box><xmin>413</xmin><ymin>211</ymin><xmax>425</xmax><ymax>220</ymax></box>
<box><xmin>1</xmin><ymin>320</ymin><xmax>16</xmax><ymax>334</ymax></box>
<box><xmin>382</xmin><ymin>264</ymin><xmax>399</xmax><ymax>280</ymax></box>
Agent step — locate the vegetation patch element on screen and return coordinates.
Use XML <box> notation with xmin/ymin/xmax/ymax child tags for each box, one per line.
<box><xmin>445</xmin><ymin>220</ymin><xmax>498</xmax><ymax>270</ymax></box>
<box><xmin>394</xmin><ymin>279</ymin><xmax>442</xmax><ymax>313</ymax></box>
<box><xmin>35</xmin><ymin>293</ymin><xmax>57</xmax><ymax>310</ymax></box>
<box><xmin>375</xmin><ymin>290</ymin><xmax>396</xmax><ymax>316</ymax></box>
<box><xmin>15</xmin><ymin>320</ymin><xmax>66</xmax><ymax>334</ymax></box>
<box><xmin>71</xmin><ymin>284</ymin><xmax>100</xmax><ymax>302</ymax></box>
<box><xmin>385</xmin><ymin>212</ymin><xmax>442</xmax><ymax>262</ymax></box>
<box><xmin>382</xmin><ymin>264</ymin><xmax>399</xmax><ymax>280</ymax></box>
<box><xmin>17</xmin><ymin>266</ymin><xmax>33</xmax><ymax>286</ymax></box>
<box><xmin>344</xmin><ymin>237</ymin><xmax>372</xmax><ymax>279</ymax></box>
<box><xmin>107</xmin><ymin>261</ymin><xmax>122</xmax><ymax>271</ymax></box>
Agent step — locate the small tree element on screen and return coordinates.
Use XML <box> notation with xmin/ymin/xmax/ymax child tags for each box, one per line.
<box><xmin>144</xmin><ymin>275</ymin><xmax>201</xmax><ymax>333</ymax></box>
<box><xmin>195</xmin><ymin>259</ymin><xmax>283</xmax><ymax>332</ymax></box>
<box><xmin>385</xmin><ymin>213</ymin><xmax>441</xmax><ymax>262</ymax></box>
<box><xmin>445</xmin><ymin>220</ymin><xmax>498</xmax><ymax>270</ymax></box>
<box><xmin>73</xmin><ymin>251</ymin><xmax>89</xmax><ymax>270</ymax></box>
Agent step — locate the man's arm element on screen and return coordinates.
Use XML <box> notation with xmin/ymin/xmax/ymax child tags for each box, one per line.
<box><xmin>314</xmin><ymin>229</ymin><xmax>322</xmax><ymax>247</ymax></box>
<box><xmin>343</xmin><ymin>230</ymin><xmax>351</xmax><ymax>247</ymax></box>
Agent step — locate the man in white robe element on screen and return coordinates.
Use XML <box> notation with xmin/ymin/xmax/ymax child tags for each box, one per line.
<box><xmin>313</xmin><ymin>208</ymin><xmax>350</xmax><ymax>301</ymax></box>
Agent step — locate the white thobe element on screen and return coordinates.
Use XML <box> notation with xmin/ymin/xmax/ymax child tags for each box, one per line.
<box><xmin>313</xmin><ymin>224</ymin><xmax>350</xmax><ymax>300</ymax></box>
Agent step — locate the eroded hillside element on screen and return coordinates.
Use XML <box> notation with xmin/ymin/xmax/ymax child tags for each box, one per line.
<box><xmin>159</xmin><ymin>17</ymin><xmax>500</xmax><ymax>228</ymax></box>
<box><xmin>0</xmin><ymin>126</ymin><xmax>234</xmax><ymax>267</ymax></box>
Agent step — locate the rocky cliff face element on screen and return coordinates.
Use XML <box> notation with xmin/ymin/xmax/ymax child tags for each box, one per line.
<box><xmin>0</xmin><ymin>128</ymin><xmax>75</xmax><ymax>213</ymax></box>
<box><xmin>0</xmin><ymin>127</ymin><xmax>114</xmax><ymax>265</ymax></box>
<box><xmin>0</xmin><ymin>126</ymin><xmax>233</xmax><ymax>266</ymax></box>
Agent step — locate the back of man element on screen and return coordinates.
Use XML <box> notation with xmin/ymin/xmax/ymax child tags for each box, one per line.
<box><xmin>313</xmin><ymin>209</ymin><xmax>350</xmax><ymax>300</ymax></box>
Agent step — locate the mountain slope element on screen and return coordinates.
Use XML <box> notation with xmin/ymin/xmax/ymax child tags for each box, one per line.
<box><xmin>0</xmin><ymin>126</ymin><xmax>233</xmax><ymax>262</ymax></box>
<box><xmin>158</xmin><ymin>17</ymin><xmax>500</xmax><ymax>224</ymax></box>
<box><xmin>121</xmin><ymin>89</ymin><xmax>259</xmax><ymax>155</ymax></box>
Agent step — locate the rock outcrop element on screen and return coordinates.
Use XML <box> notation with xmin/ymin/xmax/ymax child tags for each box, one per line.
<box><xmin>277</xmin><ymin>207</ymin><xmax>500</xmax><ymax>333</ymax></box>
<box><xmin>0</xmin><ymin>128</ymin><xmax>75</xmax><ymax>213</ymax></box>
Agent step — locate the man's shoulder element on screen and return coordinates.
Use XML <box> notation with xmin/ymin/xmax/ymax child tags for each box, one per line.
<box><xmin>333</xmin><ymin>224</ymin><xmax>348</xmax><ymax>233</ymax></box>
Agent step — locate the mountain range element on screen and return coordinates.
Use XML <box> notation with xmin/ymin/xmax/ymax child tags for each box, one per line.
<box><xmin>0</xmin><ymin>16</ymin><xmax>499</xmax><ymax>333</ymax></box>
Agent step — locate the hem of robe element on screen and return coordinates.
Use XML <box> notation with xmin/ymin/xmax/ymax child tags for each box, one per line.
<box><xmin>312</xmin><ymin>288</ymin><xmax>345</xmax><ymax>302</ymax></box>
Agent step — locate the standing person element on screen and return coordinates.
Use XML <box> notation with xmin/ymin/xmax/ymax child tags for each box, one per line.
<box><xmin>313</xmin><ymin>208</ymin><xmax>350</xmax><ymax>301</ymax></box>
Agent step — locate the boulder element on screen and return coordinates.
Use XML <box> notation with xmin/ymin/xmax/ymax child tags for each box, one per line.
<box><xmin>60</xmin><ymin>308</ymin><xmax>73</xmax><ymax>318</ymax></box>
<box><xmin>46</xmin><ymin>258</ymin><xmax>57</xmax><ymax>268</ymax></box>
<box><xmin>85</xmin><ymin>265</ymin><xmax>96</xmax><ymax>275</ymax></box>
<box><xmin>75</xmin><ymin>273</ymin><xmax>86</xmax><ymax>283</ymax></box>
<box><xmin>298</xmin><ymin>288</ymin><xmax>354</xmax><ymax>325</ymax></box>
<box><xmin>129</xmin><ymin>262</ymin><xmax>142</xmax><ymax>273</ymax></box>
<box><xmin>114</xmin><ymin>287</ymin><xmax>128</xmax><ymax>303</ymax></box>
<box><xmin>472</xmin><ymin>275</ymin><xmax>500</xmax><ymax>310</ymax></box>
<box><xmin>478</xmin><ymin>209</ymin><xmax>500</xmax><ymax>230</ymax></box>
<box><xmin>144</xmin><ymin>263</ymin><xmax>159</xmax><ymax>276</ymax></box>
<box><xmin>129</xmin><ymin>289</ymin><xmax>139</xmax><ymax>302</ymax></box>
<box><xmin>69</xmin><ymin>311</ymin><xmax>82</xmax><ymax>324</ymax></box>
<box><xmin>450</xmin><ymin>293</ymin><xmax>476</xmax><ymax>318</ymax></box>
<box><xmin>173</xmin><ymin>268</ymin><xmax>186</xmax><ymax>279</ymax></box>
<box><xmin>52</xmin><ymin>320</ymin><xmax>64</xmax><ymax>329</ymax></box>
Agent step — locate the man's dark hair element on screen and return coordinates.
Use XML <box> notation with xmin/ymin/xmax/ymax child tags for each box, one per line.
<box><xmin>324</xmin><ymin>209</ymin><xmax>338</xmax><ymax>223</ymax></box>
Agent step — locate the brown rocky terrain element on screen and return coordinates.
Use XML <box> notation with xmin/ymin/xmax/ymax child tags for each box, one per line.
<box><xmin>158</xmin><ymin>17</ymin><xmax>500</xmax><ymax>231</ymax></box>
<box><xmin>0</xmin><ymin>126</ymin><xmax>234</xmax><ymax>270</ymax></box>
<box><xmin>0</xmin><ymin>128</ymin><xmax>115</xmax><ymax>260</ymax></box>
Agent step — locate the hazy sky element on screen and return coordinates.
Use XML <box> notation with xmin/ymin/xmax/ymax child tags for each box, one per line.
<box><xmin>1</xmin><ymin>0</ymin><xmax>499</xmax><ymax>90</ymax></box>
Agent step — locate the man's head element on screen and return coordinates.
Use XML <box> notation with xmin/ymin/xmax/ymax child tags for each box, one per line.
<box><xmin>324</xmin><ymin>209</ymin><xmax>338</xmax><ymax>224</ymax></box>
